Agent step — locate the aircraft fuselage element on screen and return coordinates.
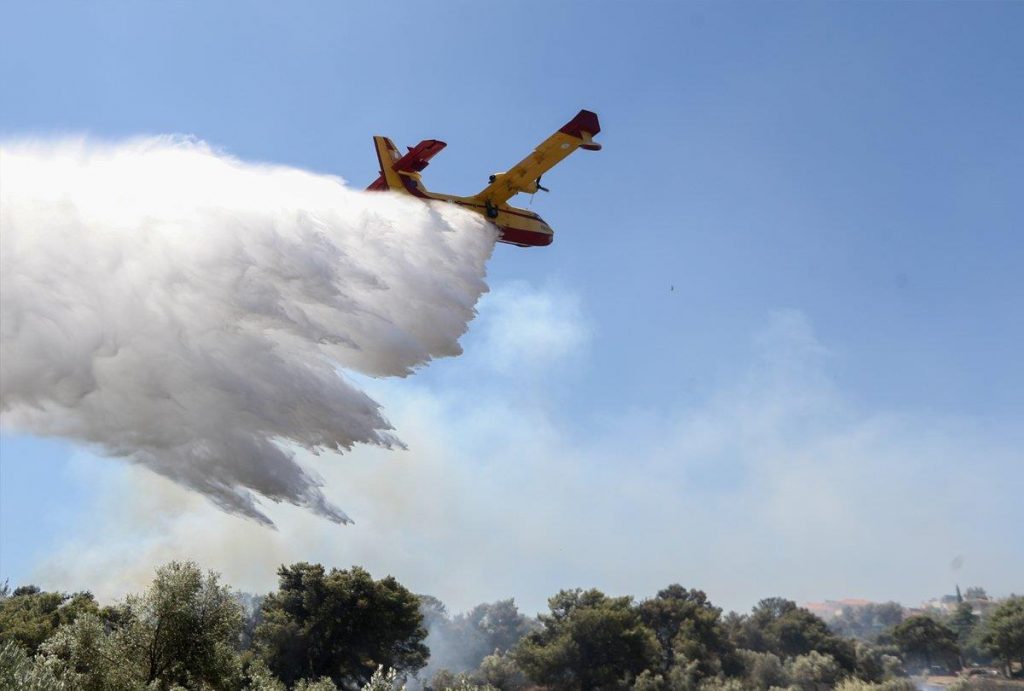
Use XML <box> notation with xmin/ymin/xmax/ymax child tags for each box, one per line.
<box><xmin>366</xmin><ymin>110</ymin><xmax>600</xmax><ymax>248</ymax></box>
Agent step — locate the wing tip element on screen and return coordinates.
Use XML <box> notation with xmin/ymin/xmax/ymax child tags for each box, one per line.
<box><xmin>560</xmin><ymin>109</ymin><xmax>601</xmax><ymax>138</ymax></box>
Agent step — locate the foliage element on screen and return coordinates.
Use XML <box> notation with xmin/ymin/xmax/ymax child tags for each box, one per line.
<box><xmin>29</xmin><ymin>561</ymin><xmax>242</xmax><ymax>691</ymax></box>
<box><xmin>785</xmin><ymin>650</ymin><xmax>843</xmax><ymax>691</ymax></box>
<box><xmin>0</xmin><ymin>585</ymin><xmax>99</xmax><ymax>654</ymax></box>
<box><xmin>515</xmin><ymin>588</ymin><xmax>659</xmax><ymax>690</ymax></box>
<box><xmin>737</xmin><ymin>649</ymin><xmax>788</xmax><ymax>689</ymax></box>
<box><xmin>429</xmin><ymin>668</ymin><xmax>468</xmax><ymax>690</ymax></box>
<box><xmin>834</xmin><ymin>679</ymin><xmax>916</xmax><ymax>691</ymax></box>
<box><xmin>294</xmin><ymin>677</ymin><xmax>341</xmax><ymax>690</ymax></box>
<box><xmin>638</xmin><ymin>584</ymin><xmax>738</xmax><ymax>681</ymax></box>
<box><xmin>0</xmin><ymin>640</ymin><xmax>71</xmax><ymax>691</ymax></box>
<box><xmin>890</xmin><ymin>615</ymin><xmax>959</xmax><ymax>673</ymax></box>
<box><xmin>36</xmin><ymin>613</ymin><xmax>143</xmax><ymax>690</ymax></box>
<box><xmin>472</xmin><ymin>649</ymin><xmax>530</xmax><ymax>690</ymax></box>
<box><xmin>852</xmin><ymin>641</ymin><xmax>904</xmax><ymax>683</ymax></box>
<box><xmin>362</xmin><ymin>665</ymin><xmax>406</xmax><ymax>691</ymax></box>
<box><xmin>256</xmin><ymin>563</ymin><xmax>428</xmax><ymax>688</ymax></box>
<box><xmin>733</xmin><ymin>598</ymin><xmax>856</xmax><ymax>672</ymax></box>
<box><xmin>244</xmin><ymin>657</ymin><xmax>287</xmax><ymax>691</ymax></box>
<box><xmin>981</xmin><ymin>595</ymin><xmax>1024</xmax><ymax>676</ymax></box>
<box><xmin>123</xmin><ymin>560</ymin><xmax>243</xmax><ymax>688</ymax></box>
<box><xmin>424</xmin><ymin>666</ymin><xmax>498</xmax><ymax>691</ymax></box>
<box><xmin>5</xmin><ymin>563</ymin><xmax>1018</xmax><ymax>691</ymax></box>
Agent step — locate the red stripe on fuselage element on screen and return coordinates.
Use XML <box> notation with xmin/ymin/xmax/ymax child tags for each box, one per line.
<box><xmin>375</xmin><ymin>172</ymin><xmax>551</xmax><ymax>247</ymax></box>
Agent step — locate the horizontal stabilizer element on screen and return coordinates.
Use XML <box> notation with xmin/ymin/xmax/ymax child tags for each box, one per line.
<box><xmin>393</xmin><ymin>139</ymin><xmax>447</xmax><ymax>173</ymax></box>
<box><xmin>368</xmin><ymin>138</ymin><xmax>446</xmax><ymax>190</ymax></box>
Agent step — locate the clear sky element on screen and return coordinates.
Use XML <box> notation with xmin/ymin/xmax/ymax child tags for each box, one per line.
<box><xmin>1</xmin><ymin>2</ymin><xmax>1022</xmax><ymax>614</ymax></box>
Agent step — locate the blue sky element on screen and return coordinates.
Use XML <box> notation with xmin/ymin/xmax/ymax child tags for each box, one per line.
<box><xmin>1</xmin><ymin>2</ymin><xmax>1022</xmax><ymax>612</ymax></box>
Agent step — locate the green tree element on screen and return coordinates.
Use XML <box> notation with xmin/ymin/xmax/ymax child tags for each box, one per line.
<box><xmin>948</xmin><ymin>603</ymin><xmax>979</xmax><ymax>645</ymax></box>
<box><xmin>16</xmin><ymin>563</ymin><xmax>243</xmax><ymax>690</ymax></box>
<box><xmin>0</xmin><ymin>586</ymin><xmax>98</xmax><ymax>654</ymax></box>
<box><xmin>256</xmin><ymin>563</ymin><xmax>428</xmax><ymax>687</ymax></box>
<box><xmin>734</xmin><ymin>598</ymin><xmax>856</xmax><ymax>672</ymax></box>
<box><xmin>890</xmin><ymin>615</ymin><xmax>959</xmax><ymax>673</ymax></box>
<box><xmin>736</xmin><ymin>649</ymin><xmax>788</xmax><ymax>688</ymax></box>
<box><xmin>473</xmin><ymin>649</ymin><xmax>530</xmax><ymax>690</ymax></box>
<box><xmin>514</xmin><ymin>588</ymin><xmax>658</xmax><ymax>691</ymax></box>
<box><xmin>114</xmin><ymin>560</ymin><xmax>243</xmax><ymax>688</ymax></box>
<box><xmin>852</xmin><ymin>641</ymin><xmax>904</xmax><ymax>684</ymax></box>
<box><xmin>785</xmin><ymin>650</ymin><xmax>843</xmax><ymax>691</ymax></box>
<box><xmin>362</xmin><ymin>666</ymin><xmax>407</xmax><ymax>691</ymax></box>
<box><xmin>981</xmin><ymin>595</ymin><xmax>1024</xmax><ymax>677</ymax></box>
<box><xmin>35</xmin><ymin>614</ymin><xmax>139</xmax><ymax>690</ymax></box>
<box><xmin>638</xmin><ymin>584</ymin><xmax>737</xmax><ymax>680</ymax></box>
<box><xmin>458</xmin><ymin>599</ymin><xmax>535</xmax><ymax>658</ymax></box>
<box><xmin>0</xmin><ymin>640</ymin><xmax>69</xmax><ymax>691</ymax></box>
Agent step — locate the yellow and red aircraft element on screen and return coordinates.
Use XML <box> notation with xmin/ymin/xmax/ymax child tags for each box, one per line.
<box><xmin>367</xmin><ymin>110</ymin><xmax>601</xmax><ymax>247</ymax></box>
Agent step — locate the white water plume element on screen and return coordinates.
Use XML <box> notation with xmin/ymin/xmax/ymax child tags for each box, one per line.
<box><xmin>0</xmin><ymin>136</ymin><xmax>496</xmax><ymax>526</ymax></box>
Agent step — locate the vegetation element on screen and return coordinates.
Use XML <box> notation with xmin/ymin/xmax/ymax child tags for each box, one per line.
<box><xmin>1</xmin><ymin>566</ymin><xmax>1020</xmax><ymax>690</ymax></box>
<box><xmin>515</xmin><ymin>588</ymin><xmax>659</xmax><ymax>689</ymax></box>
<box><xmin>255</xmin><ymin>563</ymin><xmax>428</xmax><ymax>687</ymax></box>
<box><xmin>983</xmin><ymin>597</ymin><xmax>1024</xmax><ymax>678</ymax></box>
<box><xmin>891</xmin><ymin>615</ymin><xmax>960</xmax><ymax>673</ymax></box>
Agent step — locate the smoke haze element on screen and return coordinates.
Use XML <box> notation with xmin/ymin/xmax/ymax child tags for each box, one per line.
<box><xmin>0</xmin><ymin>137</ymin><xmax>495</xmax><ymax>526</ymax></box>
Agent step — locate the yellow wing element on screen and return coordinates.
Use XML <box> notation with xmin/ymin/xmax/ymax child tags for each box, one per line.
<box><xmin>472</xmin><ymin>110</ymin><xmax>601</xmax><ymax>207</ymax></box>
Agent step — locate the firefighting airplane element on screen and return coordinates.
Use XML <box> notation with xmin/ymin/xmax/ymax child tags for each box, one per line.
<box><xmin>367</xmin><ymin>110</ymin><xmax>601</xmax><ymax>247</ymax></box>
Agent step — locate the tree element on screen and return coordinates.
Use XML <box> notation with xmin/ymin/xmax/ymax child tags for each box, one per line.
<box><xmin>36</xmin><ymin>613</ymin><xmax>142</xmax><ymax>691</ymax></box>
<box><xmin>0</xmin><ymin>586</ymin><xmax>98</xmax><ymax>654</ymax></box>
<box><xmin>514</xmin><ymin>588</ymin><xmax>658</xmax><ymax>690</ymax></box>
<box><xmin>457</xmin><ymin>599</ymin><xmax>535</xmax><ymax>658</ymax></box>
<box><xmin>638</xmin><ymin>584</ymin><xmax>737</xmax><ymax>680</ymax></box>
<box><xmin>736</xmin><ymin>649</ymin><xmax>787</xmax><ymax>688</ymax></box>
<box><xmin>256</xmin><ymin>563</ymin><xmax>428</xmax><ymax>687</ymax></box>
<box><xmin>473</xmin><ymin>650</ymin><xmax>530</xmax><ymax>690</ymax></box>
<box><xmin>981</xmin><ymin>596</ymin><xmax>1024</xmax><ymax>677</ymax></box>
<box><xmin>124</xmin><ymin>560</ymin><xmax>243</xmax><ymax>687</ymax></box>
<box><xmin>0</xmin><ymin>640</ymin><xmax>69</xmax><ymax>691</ymax></box>
<box><xmin>890</xmin><ymin>615</ymin><xmax>959</xmax><ymax>673</ymax></box>
<box><xmin>734</xmin><ymin>598</ymin><xmax>856</xmax><ymax>672</ymax></box>
<box><xmin>852</xmin><ymin>641</ymin><xmax>904</xmax><ymax>684</ymax></box>
<box><xmin>10</xmin><ymin>563</ymin><xmax>242</xmax><ymax>690</ymax></box>
<box><xmin>948</xmin><ymin>603</ymin><xmax>978</xmax><ymax>644</ymax></box>
<box><xmin>785</xmin><ymin>650</ymin><xmax>843</xmax><ymax>691</ymax></box>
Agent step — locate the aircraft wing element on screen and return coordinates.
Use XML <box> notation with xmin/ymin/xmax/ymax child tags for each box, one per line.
<box><xmin>473</xmin><ymin>110</ymin><xmax>601</xmax><ymax>206</ymax></box>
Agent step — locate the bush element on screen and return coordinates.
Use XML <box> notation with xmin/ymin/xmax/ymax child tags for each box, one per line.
<box><xmin>835</xmin><ymin>679</ymin><xmax>917</xmax><ymax>691</ymax></box>
<box><xmin>738</xmin><ymin>649</ymin><xmax>788</xmax><ymax>688</ymax></box>
<box><xmin>0</xmin><ymin>640</ymin><xmax>70</xmax><ymax>691</ymax></box>
<box><xmin>785</xmin><ymin>651</ymin><xmax>842</xmax><ymax>691</ymax></box>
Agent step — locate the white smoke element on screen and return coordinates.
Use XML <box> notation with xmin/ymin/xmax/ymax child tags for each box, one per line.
<box><xmin>0</xmin><ymin>136</ymin><xmax>496</xmax><ymax>526</ymax></box>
